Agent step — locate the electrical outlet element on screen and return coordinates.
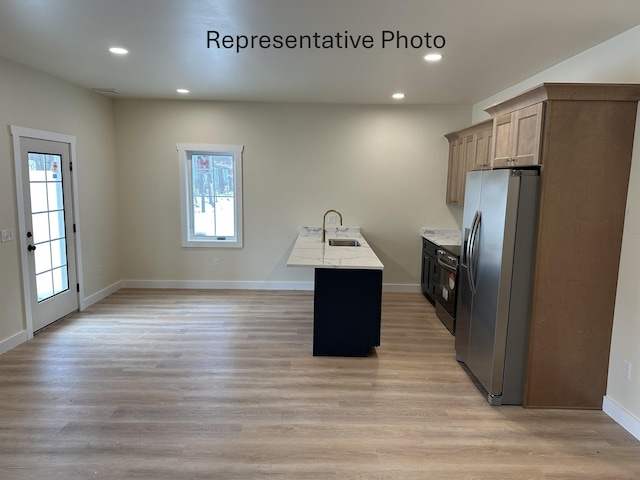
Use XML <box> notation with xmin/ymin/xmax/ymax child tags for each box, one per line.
<box><xmin>1</xmin><ymin>229</ymin><xmax>14</xmax><ymax>243</ymax></box>
<box><xmin>623</xmin><ymin>360</ymin><xmax>632</xmax><ymax>380</ymax></box>
<box><xmin>98</xmin><ymin>265</ymin><xmax>104</xmax><ymax>276</ymax></box>
<box><xmin>213</xmin><ymin>258</ymin><xmax>220</xmax><ymax>268</ymax></box>
<box><xmin>327</xmin><ymin>213</ymin><xmax>337</xmax><ymax>224</ymax></box>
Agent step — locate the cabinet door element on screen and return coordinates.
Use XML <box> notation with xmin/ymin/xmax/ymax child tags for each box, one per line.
<box><xmin>491</xmin><ymin>103</ymin><xmax>544</xmax><ymax>168</ymax></box>
<box><xmin>421</xmin><ymin>253</ymin><xmax>430</xmax><ymax>296</ymax></box>
<box><xmin>491</xmin><ymin>113</ymin><xmax>513</xmax><ymax>167</ymax></box>
<box><xmin>458</xmin><ymin>135</ymin><xmax>476</xmax><ymax>204</ymax></box>
<box><xmin>446</xmin><ymin>138</ymin><xmax>463</xmax><ymax>205</ymax></box>
<box><xmin>473</xmin><ymin>129</ymin><xmax>492</xmax><ymax>170</ymax></box>
<box><xmin>512</xmin><ymin>102</ymin><xmax>544</xmax><ymax>166</ymax></box>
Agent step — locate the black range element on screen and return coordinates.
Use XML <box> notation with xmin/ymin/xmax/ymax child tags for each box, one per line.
<box><xmin>420</xmin><ymin>231</ymin><xmax>461</xmax><ymax>335</ymax></box>
<box><xmin>434</xmin><ymin>243</ymin><xmax>459</xmax><ymax>335</ymax></box>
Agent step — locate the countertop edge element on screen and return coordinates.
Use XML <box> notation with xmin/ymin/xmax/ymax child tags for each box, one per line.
<box><xmin>287</xmin><ymin>226</ymin><xmax>384</xmax><ymax>270</ymax></box>
<box><xmin>420</xmin><ymin>228</ymin><xmax>462</xmax><ymax>247</ymax></box>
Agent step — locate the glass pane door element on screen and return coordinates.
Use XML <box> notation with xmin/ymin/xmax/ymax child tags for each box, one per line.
<box><xmin>28</xmin><ymin>152</ymin><xmax>69</xmax><ymax>302</ymax></box>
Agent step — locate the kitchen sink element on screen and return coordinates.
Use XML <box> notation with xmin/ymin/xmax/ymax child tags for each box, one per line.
<box><xmin>328</xmin><ymin>238</ymin><xmax>361</xmax><ymax>247</ymax></box>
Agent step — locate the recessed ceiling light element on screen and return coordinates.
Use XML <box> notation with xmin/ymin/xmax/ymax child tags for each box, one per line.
<box><xmin>177</xmin><ymin>89</ymin><xmax>190</xmax><ymax>94</ymax></box>
<box><xmin>424</xmin><ymin>53</ymin><xmax>443</xmax><ymax>62</ymax></box>
<box><xmin>109</xmin><ymin>47</ymin><xmax>129</xmax><ymax>55</ymax></box>
<box><xmin>392</xmin><ymin>93</ymin><xmax>405</xmax><ymax>100</ymax></box>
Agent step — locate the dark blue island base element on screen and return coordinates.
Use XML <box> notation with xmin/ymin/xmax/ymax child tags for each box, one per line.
<box><xmin>312</xmin><ymin>268</ymin><xmax>383</xmax><ymax>357</ymax></box>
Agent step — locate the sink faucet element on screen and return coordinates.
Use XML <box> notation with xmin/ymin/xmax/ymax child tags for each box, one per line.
<box><xmin>322</xmin><ymin>209</ymin><xmax>343</xmax><ymax>242</ymax></box>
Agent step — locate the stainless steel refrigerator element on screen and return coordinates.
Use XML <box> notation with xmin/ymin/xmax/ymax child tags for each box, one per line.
<box><xmin>455</xmin><ymin>168</ymin><xmax>539</xmax><ymax>405</ymax></box>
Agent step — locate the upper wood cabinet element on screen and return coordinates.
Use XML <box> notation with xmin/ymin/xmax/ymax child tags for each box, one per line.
<box><xmin>444</xmin><ymin>135</ymin><xmax>464</xmax><ymax>206</ymax></box>
<box><xmin>444</xmin><ymin>120</ymin><xmax>493</xmax><ymax>206</ymax></box>
<box><xmin>471</xmin><ymin>128</ymin><xmax>493</xmax><ymax>171</ymax></box>
<box><xmin>490</xmin><ymin>102</ymin><xmax>544</xmax><ymax>168</ymax></box>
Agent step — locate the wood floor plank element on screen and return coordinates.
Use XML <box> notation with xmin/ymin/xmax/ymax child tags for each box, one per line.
<box><xmin>0</xmin><ymin>289</ymin><xmax>638</xmax><ymax>479</ymax></box>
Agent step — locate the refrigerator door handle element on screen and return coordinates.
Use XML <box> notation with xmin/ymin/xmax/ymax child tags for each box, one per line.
<box><xmin>466</xmin><ymin>211</ymin><xmax>479</xmax><ymax>293</ymax></box>
<box><xmin>469</xmin><ymin>211</ymin><xmax>481</xmax><ymax>295</ymax></box>
<box><xmin>464</xmin><ymin>213</ymin><xmax>475</xmax><ymax>287</ymax></box>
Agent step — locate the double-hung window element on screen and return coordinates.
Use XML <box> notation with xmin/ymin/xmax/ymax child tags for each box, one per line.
<box><xmin>177</xmin><ymin>143</ymin><xmax>244</xmax><ymax>248</ymax></box>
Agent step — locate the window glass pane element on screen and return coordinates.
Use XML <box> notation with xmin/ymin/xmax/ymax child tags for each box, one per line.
<box><xmin>47</xmin><ymin>181</ymin><xmax>64</xmax><ymax>211</ymax></box>
<box><xmin>28</xmin><ymin>153</ymin><xmax>47</xmax><ymax>182</ymax></box>
<box><xmin>30</xmin><ymin>183</ymin><xmax>48</xmax><ymax>213</ymax></box>
<box><xmin>50</xmin><ymin>238</ymin><xmax>67</xmax><ymax>269</ymax></box>
<box><xmin>215</xmin><ymin>196</ymin><xmax>235</xmax><ymax>236</ymax></box>
<box><xmin>32</xmin><ymin>212</ymin><xmax>51</xmax><ymax>244</ymax></box>
<box><xmin>52</xmin><ymin>267</ymin><xmax>69</xmax><ymax>296</ymax></box>
<box><xmin>34</xmin><ymin>242</ymin><xmax>52</xmax><ymax>274</ymax></box>
<box><xmin>36</xmin><ymin>272</ymin><xmax>53</xmax><ymax>302</ymax></box>
<box><xmin>190</xmin><ymin>154</ymin><xmax>235</xmax><ymax>238</ymax></box>
<box><xmin>46</xmin><ymin>155</ymin><xmax>63</xmax><ymax>181</ymax></box>
<box><xmin>49</xmin><ymin>211</ymin><xmax>65</xmax><ymax>240</ymax></box>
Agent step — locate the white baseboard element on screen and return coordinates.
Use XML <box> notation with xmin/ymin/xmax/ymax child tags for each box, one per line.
<box><xmin>120</xmin><ymin>279</ymin><xmax>315</xmax><ymax>291</ymax></box>
<box><xmin>0</xmin><ymin>330</ymin><xmax>28</xmax><ymax>355</ymax></box>
<box><xmin>603</xmin><ymin>395</ymin><xmax>640</xmax><ymax>441</ymax></box>
<box><xmin>383</xmin><ymin>284</ymin><xmax>422</xmax><ymax>293</ymax></box>
<box><xmin>80</xmin><ymin>280</ymin><xmax>124</xmax><ymax>310</ymax></box>
<box><xmin>120</xmin><ymin>279</ymin><xmax>421</xmax><ymax>293</ymax></box>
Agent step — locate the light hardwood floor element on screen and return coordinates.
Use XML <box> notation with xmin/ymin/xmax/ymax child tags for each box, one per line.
<box><xmin>1</xmin><ymin>289</ymin><xmax>639</xmax><ymax>479</ymax></box>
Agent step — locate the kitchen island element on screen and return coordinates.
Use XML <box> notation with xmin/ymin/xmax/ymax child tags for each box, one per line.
<box><xmin>287</xmin><ymin>227</ymin><xmax>384</xmax><ymax>356</ymax></box>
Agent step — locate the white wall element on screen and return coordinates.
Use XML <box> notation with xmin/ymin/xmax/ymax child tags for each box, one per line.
<box><xmin>608</xmin><ymin>113</ymin><xmax>640</xmax><ymax>439</ymax></box>
<box><xmin>472</xmin><ymin>26</ymin><xmax>640</xmax><ymax>122</ymax></box>
<box><xmin>113</xmin><ymin>100</ymin><xmax>468</xmax><ymax>289</ymax></box>
<box><xmin>471</xmin><ymin>25</ymin><xmax>640</xmax><ymax>438</ymax></box>
<box><xmin>0</xmin><ymin>57</ymin><xmax>121</xmax><ymax>349</ymax></box>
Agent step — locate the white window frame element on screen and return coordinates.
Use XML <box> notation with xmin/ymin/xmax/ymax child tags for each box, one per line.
<box><xmin>177</xmin><ymin>143</ymin><xmax>244</xmax><ymax>248</ymax></box>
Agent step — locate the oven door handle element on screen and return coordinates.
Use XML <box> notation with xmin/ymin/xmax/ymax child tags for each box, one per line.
<box><xmin>437</xmin><ymin>256</ymin><xmax>457</xmax><ymax>273</ymax></box>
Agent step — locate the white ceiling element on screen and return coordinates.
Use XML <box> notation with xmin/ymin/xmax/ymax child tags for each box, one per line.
<box><xmin>1</xmin><ymin>0</ymin><xmax>640</xmax><ymax>105</ymax></box>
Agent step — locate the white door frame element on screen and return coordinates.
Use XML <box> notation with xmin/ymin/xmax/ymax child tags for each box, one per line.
<box><xmin>10</xmin><ymin>125</ymin><xmax>85</xmax><ymax>338</ymax></box>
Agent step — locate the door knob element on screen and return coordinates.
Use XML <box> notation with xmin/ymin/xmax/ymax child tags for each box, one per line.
<box><xmin>28</xmin><ymin>244</ymin><xmax>36</xmax><ymax>252</ymax></box>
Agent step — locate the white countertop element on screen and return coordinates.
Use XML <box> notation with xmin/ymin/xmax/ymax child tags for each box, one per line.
<box><xmin>420</xmin><ymin>228</ymin><xmax>462</xmax><ymax>246</ymax></box>
<box><xmin>287</xmin><ymin>227</ymin><xmax>384</xmax><ymax>270</ymax></box>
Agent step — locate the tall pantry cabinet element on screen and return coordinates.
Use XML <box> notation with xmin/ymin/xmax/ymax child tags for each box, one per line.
<box><xmin>449</xmin><ymin>83</ymin><xmax>640</xmax><ymax>408</ymax></box>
